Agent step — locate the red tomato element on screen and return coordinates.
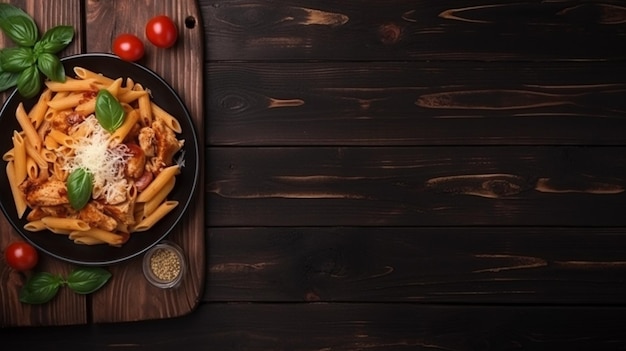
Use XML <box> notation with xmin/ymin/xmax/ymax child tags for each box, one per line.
<box><xmin>145</xmin><ymin>15</ymin><xmax>178</xmax><ymax>48</ymax></box>
<box><xmin>4</xmin><ymin>241</ymin><xmax>38</xmax><ymax>271</ymax></box>
<box><xmin>112</xmin><ymin>33</ymin><xmax>145</xmax><ymax>61</ymax></box>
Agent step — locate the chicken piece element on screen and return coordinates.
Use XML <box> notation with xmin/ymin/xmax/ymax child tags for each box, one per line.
<box><xmin>51</xmin><ymin>111</ymin><xmax>85</xmax><ymax>134</ymax></box>
<box><xmin>154</xmin><ymin>120</ymin><xmax>183</xmax><ymax>166</ymax></box>
<box><xmin>124</xmin><ymin>143</ymin><xmax>146</xmax><ymax>179</ymax></box>
<box><xmin>42</xmin><ymin>205</ymin><xmax>72</xmax><ymax>218</ymax></box>
<box><xmin>78</xmin><ymin>203</ymin><xmax>117</xmax><ymax>232</ymax></box>
<box><xmin>102</xmin><ymin>200</ymin><xmax>135</xmax><ymax>226</ymax></box>
<box><xmin>20</xmin><ymin>179</ymin><xmax>69</xmax><ymax>207</ymax></box>
<box><xmin>138</xmin><ymin>127</ymin><xmax>156</xmax><ymax>157</ymax></box>
<box><xmin>26</xmin><ymin>207</ymin><xmax>47</xmax><ymax>222</ymax></box>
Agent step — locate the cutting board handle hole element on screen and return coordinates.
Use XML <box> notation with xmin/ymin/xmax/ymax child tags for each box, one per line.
<box><xmin>185</xmin><ymin>16</ymin><xmax>196</xmax><ymax>29</ymax></box>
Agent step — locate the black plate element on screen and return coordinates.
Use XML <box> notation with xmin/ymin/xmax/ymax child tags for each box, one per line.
<box><xmin>0</xmin><ymin>53</ymin><xmax>199</xmax><ymax>266</ymax></box>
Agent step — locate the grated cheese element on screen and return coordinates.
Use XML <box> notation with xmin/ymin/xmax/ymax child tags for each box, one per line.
<box><xmin>63</xmin><ymin>116</ymin><xmax>131</xmax><ymax>204</ymax></box>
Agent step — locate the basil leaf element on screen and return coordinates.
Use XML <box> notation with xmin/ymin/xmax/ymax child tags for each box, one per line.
<box><xmin>67</xmin><ymin>267</ymin><xmax>111</xmax><ymax>295</ymax></box>
<box><xmin>19</xmin><ymin>272</ymin><xmax>63</xmax><ymax>304</ymax></box>
<box><xmin>0</xmin><ymin>60</ymin><xmax>19</xmax><ymax>92</ymax></box>
<box><xmin>0</xmin><ymin>47</ymin><xmax>36</xmax><ymax>72</ymax></box>
<box><xmin>0</xmin><ymin>4</ymin><xmax>31</xmax><ymax>22</ymax></box>
<box><xmin>37</xmin><ymin>52</ymin><xmax>65</xmax><ymax>82</ymax></box>
<box><xmin>16</xmin><ymin>64</ymin><xmax>41</xmax><ymax>99</ymax></box>
<box><xmin>66</xmin><ymin>168</ymin><xmax>93</xmax><ymax>210</ymax></box>
<box><xmin>0</xmin><ymin>15</ymin><xmax>39</xmax><ymax>47</ymax></box>
<box><xmin>95</xmin><ymin>89</ymin><xmax>125</xmax><ymax>132</ymax></box>
<box><xmin>36</xmin><ymin>25</ymin><xmax>74</xmax><ymax>54</ymax></box>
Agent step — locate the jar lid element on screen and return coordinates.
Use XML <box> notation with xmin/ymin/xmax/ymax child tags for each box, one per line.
<box><xmin>142</xmin><ymin>241</ymin><xmax>186</xmax><ymax>288</ymax></box>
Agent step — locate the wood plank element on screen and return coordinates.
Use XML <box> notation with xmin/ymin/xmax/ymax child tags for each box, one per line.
<box><xmin>2</xmin><ymin>303</ymin><xmax>626</xmax><ymax>349</ymax></box>
<box><xmin>202</xmin><ymin>0</ymin><xmax>626</xmax><ymax>61</ymax></box>
<box><xmin>208</xmin><ymin>146</ymin><xmax>626</xmax><ymax>226</ymax></box>
<box><xmin>207</xmin><ymin>61</ymin><xmax>626</xmax><ymax>145</ymax></box>
<box><xmin>206</xmin><ymin>227</ymin><xmax>626</xmax><ymax>304</ymax></box>
<box><xmin>83</xmin><ymin>0</ymin><xmax>205</xmax><ymax>323</ymax></box>
<box><xmin>0</xmin><ymin>0</ymin><xmax>86</xmax><ymax>328</ymax></box>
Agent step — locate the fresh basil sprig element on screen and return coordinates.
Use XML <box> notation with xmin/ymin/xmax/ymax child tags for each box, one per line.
<box><xmin>0</xmin><ymin>4</ymin><xmax>74</xmax><ymax>98</ymax></box>
<box><xmin>19</xmin><ymin>272</ymin><xmax>63</xmax><ymax>304</ymax></box>
<box><xmin>66</xmin><ymin>267</ymin><xmax>112</xmax><ymax>294</ymax></box>
<box><xmin>95</xmin><ymin>89</ymin><xmax>125</xmax><ymax>132</ymax></box>
<box><xmin>66</xmin><ymin>168</ymin><xmax>93</xmax><ymax>210</ymax></box>
<box><xmin>19</xmin><ymin>267</ymin><xmax>111</xmax><ymax>304</ymax></box>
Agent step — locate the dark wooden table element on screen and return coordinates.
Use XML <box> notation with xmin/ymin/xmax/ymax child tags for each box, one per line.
<box><xmin>2</xmin><ymin>0</ymin><xmax>626</xmax><ymax>349</ymax></box>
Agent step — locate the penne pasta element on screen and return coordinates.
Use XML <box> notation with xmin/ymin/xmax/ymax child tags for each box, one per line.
<box><xmin>142</xmin><ymin>176</ymin><xmax>175</xmax><ymax>218</ymax></box>
<box><xmin>151</xmin><ymin>102</ymin><xmax>182</xmax><ymax>133</ymax></box>
<box><xmin>73</xmin><ymin>67</ymin><xmax>114</xmax><ymax>86</ymax></box>
<box><xmin>118</xmin><ymin>89</ymin><xmax>147</xmax><ymax>104</ymax></box>
<box><xmin>29</xmin><ymin>89</ymin><xmax>53</xmax><ymax>129</ymax></box>
<box><xmin>70</xmin><ymin>228</ymin><xmax>125</xmax><ymax>246</ymax></box>
<box><xmin>6</xmin><ymin>162</ymin><xmax>27</xmax><ymax>218</ymax></box>
<box><xmin>25</xmin><ymin>141</ymin><xmax>48</xmax><ymax>169</ymax></box>
<box><xmin>47</xmin><ymin>227</ymin><xmax>73</xmax><ymax>235</ymax></box>
<box><xmin>43</xmin><ymin>135</ymin><xmax>59</xmax><ymax>150</ymax></box>
<box><xmin>135</xmin><ymin>84</ymin><xmax>153</xmax><ymax>126</ymax></box>
<box><xmin>5</xmin><ymin>66</ymin><xmax>186</xmax><ymax>247</ymax></box>
<box><xmin>46</xmin><ymin>92</ymin><xmax>85</xmax><ymax>111</ymax></box>
<box><xmin>16</xmin><ymin>103</ymin><xmax>42</xmax><ymax>150</ymax></box>
<box><xmin>11</xmin><ymin>131</ymin><xmax>27</xmax><ymax>184</ymax></box>
<box><xmin>136</xmin><ymin>165</ymin><xmax>180</xmax><ymax>203</ymax></box>
<box><xmin>26</xmin><ymin>157</ymin><xmax>39</xmax><ymax>179</ymax></box>
<box><xmin>110</xmin><ymin>109</ymin><xmax>140</xmax><ymax>144</ymax></box>
<box><xmin>48</xmin><ymin>129</ymin><xmax>75</xmax><ymax>148</ymax></box>
<box><xmin>106</xmin><ymin>78</ymin><xmax>123</xmax><ymax>97</ymax></box>
<box><xmin>45</xmin><ymin>77</ymin><xmax>97</xmax><ymax>92</ymax></box>
<box><xmin>40</xmin><ymin>148</ymin><xmax>56</xmax><ymax>163</ymax></box>
<box><xmin>132</xmin><ymin>200</ymin><xmax>178</xmax><ymax>232</ymax></box>
<box><xmin>3</xmin><ymin>148</ymin><xmax>14</xmax><ymax>162</ymax></box>
<box><xmin>52</xmin><ymin>161</ymin><xmax>68</xmax><ymax>181</ymax></box>
<box><xmin>41</xmin><ymin>217</ymin><xmax>90</xmax><ymax>232</ymax></box>
<box><xmin>71</xmin><ymin>235</ymin><xmax>107</xmax><ymax>245</ymax></box>
<box><xmin>24</xmin><ymin>220</ymin><xmax>47</xmax><ymax>232</ymax></box>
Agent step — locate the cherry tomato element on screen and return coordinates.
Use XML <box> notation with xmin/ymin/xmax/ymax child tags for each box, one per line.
<box><xmin>112</xmin><ymin>33</ymin><xmax>145</xmax><ymax>61</ymax></box>
<box><xmin>4</xmin><ymin>241</ymin><xmax>38</xmax><ymax>271</ymax></box>
<box><xmin>145</xmin><ymin>15</ymin><xmax>178</xmax><ymax>48</ymax></box>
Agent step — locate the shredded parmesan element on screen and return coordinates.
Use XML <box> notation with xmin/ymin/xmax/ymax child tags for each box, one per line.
<box><xmin>63</xmin><ymin>116</ymin><xmax>131</xmax><ymax>204</ymax></box>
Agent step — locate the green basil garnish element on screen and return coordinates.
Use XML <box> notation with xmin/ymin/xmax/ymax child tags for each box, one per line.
<box><xmin>0</xmin><ymin>15</ymin><xmax>38</xmax><ymax>47</ymax></box>
<box><xmin>66</xmin><ymin>267</ymin><xmax>112</xmax><ymax>294</ymax></box>
<box><xmin>16</xmin><ymin>64</ymin><xmax>41</xmax><ymax>99</ymax></box>
<box><xmin>19</xmin><ymin>267</ymin><xmax>112</xmax><ymax>305</ymax></box>
<box><xmin>0</xmin><ymin>56</ymin><xmax>20</xmax><ymax>92</ymax></box>
<box><xmin>19</xmin><ymin>272</ymin><xmax>63</xmax><ymax>304</ymax></box>
<box><xmin>35</xmin><ymin>25</ymin><xmax>74</xmax><ymax>55</ymax></box>
<box><xmin>0</xmin><ymin>47</ymin><xmax>35</xmax><ymax>72</ymax></box>
<box><xmin>37</xmin><ymin>52</ymin><xmax>65</xmax><ymax>82</ymax></box>
<box><xmin>0</xmin><ymin>4</ymin><xmax>74</xmax><ymax>97</ymax></box>
<box><xmin>95</xmin><ymin>89</ymin><xmax>125</xmax><ymax>132</ymax></box>
<box><xmin>0</xmin><ymin>3</ymin><xmax>32</xmax><ymax>21</ymax></box>
<box><xmin>66</xmin><ymin>168</ymin><xmax>93</xmax><ymax>210</ymax></box>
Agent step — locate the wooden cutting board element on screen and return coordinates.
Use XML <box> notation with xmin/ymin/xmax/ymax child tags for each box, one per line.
<box><xmin>0</xmin><ymin>0</ymin><xmax>204</xmax><ymax>326</ymax></box>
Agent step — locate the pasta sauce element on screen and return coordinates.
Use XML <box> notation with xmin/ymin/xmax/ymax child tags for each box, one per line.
<box><xmin>3</xmin><ymin>67</ymin><xmax>185</xmax><ymax>247</ymax></box>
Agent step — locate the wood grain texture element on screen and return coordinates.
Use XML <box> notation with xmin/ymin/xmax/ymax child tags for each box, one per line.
<box><xmin>0</xmin><ymin>0</ymin><xmax>86</xmax><ymax>328</ymax></box>
<box><xmin>84</xmin><ymin>0</ymin><xmax>205</xmax><ymax>323</ymax></box>
<box><xmin>207</xmin><ymin>61</ymin><xmax>626</xmax><ymax>145</ymax></box>
<box><xmin>2</xmin><ymin>303</ymin><xmax>626</xmax><ymax>350</ymax></box>
<box><xmin>208</xmin><ymin>146</ymin><xmax>626</xmax><ymax>226</ymax></box>
<box><xmin>2</xmin><ymin>0</ymin><xmax>626</xmax><ymax>348</ymax></box>
<box><xmin>205</xmin><ymin>227</ymin><xmax>626</xmax><ymax>304</ymax></box>
<box><xmin>202</xmin><ymin>0</ymin><xmax>626</xmax><ymax>61</ymax></box>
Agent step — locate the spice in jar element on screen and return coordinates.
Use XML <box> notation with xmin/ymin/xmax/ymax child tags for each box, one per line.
<box><xmin>149</xmin><ymin>247</ymin><xmax>181</xmax><ymax>282</ymax></box>
<box><xmin>143</xmin><ymin>241</ymin><xmax>186</xmax><ymax>288</ymax></box>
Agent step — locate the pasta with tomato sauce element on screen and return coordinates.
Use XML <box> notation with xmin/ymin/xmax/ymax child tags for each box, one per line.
<box><xmin>3</xmin><ymin>67</ymin><xmax>184</xmax><ymax>246</ymax></box>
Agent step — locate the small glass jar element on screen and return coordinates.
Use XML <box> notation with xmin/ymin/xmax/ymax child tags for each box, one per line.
<box><xmin>142</xmin><ymin>241</ymin><xmax>186</xmax><ymax>289</ymax></box>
